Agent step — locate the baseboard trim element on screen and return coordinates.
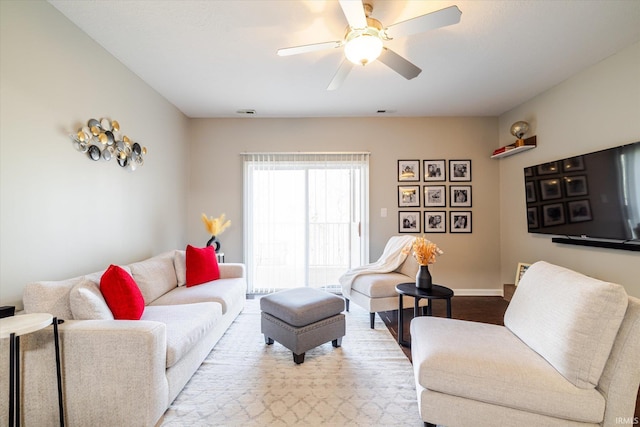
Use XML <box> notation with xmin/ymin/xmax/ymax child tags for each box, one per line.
<box><xmin>452</xmin><ymin>289</ymin><xmax>504</xmax><ymax>297</ymax></box>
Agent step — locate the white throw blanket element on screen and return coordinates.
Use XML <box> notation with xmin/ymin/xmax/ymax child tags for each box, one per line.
<box><xmin>339</xmin><ymin>235</ymin><xmax>415</xmax><ymax>296</ymax></box>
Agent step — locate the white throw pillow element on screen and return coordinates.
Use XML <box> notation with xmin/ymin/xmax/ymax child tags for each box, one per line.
<box><xmin>69</xmin><ymin>279</ymin><xmax>114</xmax><ymax>320</ymax></box>
<box><xmin>174</xmin><ymin>250</ymin><xmax>187</xmax><ymax>286</ymax></box>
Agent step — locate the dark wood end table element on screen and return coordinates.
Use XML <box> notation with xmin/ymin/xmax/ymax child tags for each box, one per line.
<box><xmin>395</xmin><ymin>282</ymin><xmax>454</xmax><ymax>347</ymax></box>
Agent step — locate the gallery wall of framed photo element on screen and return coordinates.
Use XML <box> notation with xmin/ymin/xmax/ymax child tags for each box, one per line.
<box><xmin>397</xmin><ymin>159</ymin><xmax>473</xmax><ymax>234</ymax></box>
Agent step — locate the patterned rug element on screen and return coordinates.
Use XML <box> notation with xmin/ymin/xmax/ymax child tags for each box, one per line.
<box><xmin>160</xmin><ymin>298</ymin><xmax>422</xmax><ymax>426</ymax></box>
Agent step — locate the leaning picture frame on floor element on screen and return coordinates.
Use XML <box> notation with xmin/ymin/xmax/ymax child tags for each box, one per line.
<box><xmin>398</xmin><ymin>160</ymin><xmax>420</xmax><ymax>182</ymax></box>
<box><xmin>398</xmin><ymin>211</ymin><xmax>420</xmax><ymax>233</ymax></box>
<box><xmin>515</xmin><ymin>262</ymin><xmax>531</xmax><ymax>286</ymax></box>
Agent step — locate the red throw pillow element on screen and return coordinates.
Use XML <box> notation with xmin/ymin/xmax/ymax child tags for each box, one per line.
<box><xmin>186</xmin><ymin>245</ymin><xmax>220</xmax><ymax>287</ymax></box>
<box><xmin>100</xmin><ymin>265</ymin><xmax>145</xmax><ymax>320</ymax></box>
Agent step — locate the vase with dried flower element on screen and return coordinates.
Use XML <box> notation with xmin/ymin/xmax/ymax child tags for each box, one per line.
<box><xmin>411</xmin><ymin>237</ymin><xmax>444</xmax><ymax>290</ymax></box>
<box><xmin>201</xmin><ymin>213</ymin><xmax>231</xmax><ymax>252</ymax></box>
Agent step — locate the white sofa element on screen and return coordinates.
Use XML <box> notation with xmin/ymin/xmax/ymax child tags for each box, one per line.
<box><xmin>411</xmin><ymin>261</ymin><xmax>640</xmax><ymax>427</ymax></box>
<box><xmin>0</xmin><ymin>250</ymin><xmax>246</xmax><ymax>427</ymax></box>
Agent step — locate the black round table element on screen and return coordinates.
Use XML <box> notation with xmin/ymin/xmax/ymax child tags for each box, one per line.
<box><xmin>395</xmin><ymin>282</ymin><xmax>454</xmax><ymax>347</ymax></box>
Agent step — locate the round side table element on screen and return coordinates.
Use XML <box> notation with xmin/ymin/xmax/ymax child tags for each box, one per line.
<box><xmin>0</xmin><ymin>313</ymin><xmax>65</xmax><ymax>427</ymax></box>
<box><xmin>395</xmin><ymin>282</ymin><xmax>454</xmax><ymax>347</ymax></box>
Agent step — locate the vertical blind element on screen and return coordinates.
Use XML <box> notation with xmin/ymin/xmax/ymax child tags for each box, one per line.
<box><xmin>242</xmin><ymin>152</ymin><xmax>370</xmax><ymax>293</ymax></box>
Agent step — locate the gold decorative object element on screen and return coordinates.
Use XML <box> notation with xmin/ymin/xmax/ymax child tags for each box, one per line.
<box><xmin>70</xmin><ymin>118</ymin><xmax>147</xmax><ymax>171</ymax></box>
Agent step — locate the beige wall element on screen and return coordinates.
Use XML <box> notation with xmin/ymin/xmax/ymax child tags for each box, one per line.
<box><xmin>188</xmin><ymin>117</ymin><xmax>502</xmax><ymax>294</ymax></box>
<box><xmin>0</xmin><ymin>1</ymin><xmax>189</xmax><ymax>308</ymax></box>
<box><xmin>498</xmin><ymin>41</ymin><xmax>640</xmax><ymax>297</ymax></box>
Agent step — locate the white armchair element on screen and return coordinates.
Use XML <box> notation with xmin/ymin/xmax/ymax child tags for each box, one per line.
<box><xmin>340</xmin><ymin>236</ymin><xmax>427</xmax><ymax>328</ymax></box>
<box><xmin>410</xmin><ymin>261</ymin><xmax>640</xmax><ymax>427</ymax></box>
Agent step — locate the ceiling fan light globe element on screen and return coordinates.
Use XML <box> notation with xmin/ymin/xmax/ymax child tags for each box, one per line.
<box><xmin>345</xmin><ymin>34</ymin><xmax>383</xmax><ymax>66</ymax></box>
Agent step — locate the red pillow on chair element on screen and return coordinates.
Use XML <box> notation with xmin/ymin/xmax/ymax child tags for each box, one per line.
<box><xmin>100</xmin><ymin>265</ymin><xmax>145</xmax><ymax>320</ymax></box>
<box><xmin>186</xmin><ymin>245</ymin><xmax>220</xmax><ymax>287</ymax></box>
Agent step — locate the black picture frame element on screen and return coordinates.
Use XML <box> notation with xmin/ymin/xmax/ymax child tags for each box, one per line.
<box><xmin>449</xmin><ymin>160</ymin><xmax>472</xmax><ymax>182</ymax></box>
<box><xmin>424</xmin><ymin>211</ymin><xmax>446</xmax><ymax>233</ymax></box>
<box><xmin>424</xmin><ymin>185</ymin><xmax>446</xmax><ymax>207</ymax></box>
<box><xmin>450</xmin><ymin>185</ymin><xmax>472</xmax><ymax>207</ymax></box>
<box><xmin>398</xmin><ymin>211</ymin><xmax>420</xmax><ymax>233</ymax></box>
<box><xmin>423</xmin><ymin>159</ymin><xmax>446</xmax><ymax>182</ymax></box>
<box><xmin>398</xmin><ymin>160</ymin><xmax>420</xmax><ymax>182</ymax></box>
<box><xmin>398</xmin><ymin>185</ymin><xmax>420</xmax><ymax>207</ymax></box>
<box><xmin>450</xmin><ymin>211</ymin><xmax>472</xmax><ymax>233</ymax></box>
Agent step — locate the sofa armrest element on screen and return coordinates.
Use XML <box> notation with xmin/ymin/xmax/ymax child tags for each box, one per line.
<box><xmin>219</xmin><ymin>263</ymin><xmax>245</xmax><ymax>280</ymax></box>
<box><xmin>0</xmin><ymin>319</ymin><xmax>169</xmax><ymax>427</ymax></box>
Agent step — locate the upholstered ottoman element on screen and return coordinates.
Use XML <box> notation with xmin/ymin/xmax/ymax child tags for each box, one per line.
<box><xmin>260</xmin><ymin>288</ymin><xmax>345</xmax><ymax>364</ymax></box>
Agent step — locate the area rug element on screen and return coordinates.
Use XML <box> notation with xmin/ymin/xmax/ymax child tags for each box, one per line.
<box><xmin>160</xmin><ymin>298</ymin><xmax>422</xmax><ymax>426</ymax></box>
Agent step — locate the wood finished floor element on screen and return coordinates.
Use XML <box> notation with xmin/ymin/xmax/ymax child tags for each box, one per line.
<box><xmin>378</xmin><ymin>296</ymin><xmax>640</xmax><ymax>419</ymax></box>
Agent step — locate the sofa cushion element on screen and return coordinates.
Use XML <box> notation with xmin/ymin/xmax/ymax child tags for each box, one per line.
<box><xmin>69</xmin><ymin>279</ymin><xmax>114</xmax><ymax>320</ymax></box>
<box><xmin>504</xmin><ymin>261</ymin><xmax>628</xmax><ymax>389</ymax></box>
<box><xmin>351</xmin><ymin>272</ymin><xmax>413</xmax><ymax>298</ymax></box>
<box><xmin>186</xmin><ymin>245</ymin><xmax>220</xmax><ymax>287</ymax></box>
<box><xmin>149</xmin><ymin>277</ymin><xmax>245</xmax><ymax>314</ymax></box>
<box><xmin>100</xmin><ymin>265</ymin><xmax>145</xmax><ymax>320</ymax></box>
<box><xmin>142</xmin><ymin>302</ymin><xmax>222</xmax><ymax>368</ymax></box>
<box><xmin>23</xmin><ymin>275</ymin><xmax>84</xmax><ymax>319</ymax></box>
<box><xmin>411</xmin><ymin>316</ymin><xmax>606</xmax><ymax>422</ymax></box>
<box><xmin>174</xmin><ymin>250</ymin><xmax>187</xmax><ymax>286</ymax></box>
<box><xmin>129</xmin><ymin>251</ymin><xmax>179</xmax><ymax>305</ymax></box>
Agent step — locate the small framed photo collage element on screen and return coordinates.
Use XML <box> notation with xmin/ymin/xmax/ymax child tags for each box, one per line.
<box><xmin>398</xmin><ymin>159</ymin><xmax>472</xmax><ymax>234</ymax></box>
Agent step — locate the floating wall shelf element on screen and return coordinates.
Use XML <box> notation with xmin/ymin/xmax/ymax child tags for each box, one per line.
<box><xmin>491</xmin><ymin>136</ymin><xmax>537</xmax><ymax>159</ymax></box>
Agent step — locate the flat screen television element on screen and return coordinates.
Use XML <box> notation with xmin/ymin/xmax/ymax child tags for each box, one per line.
<box><xmin>524</xmin><ymin>141</ymin><xmax>640</xmax><ymax>249</ymax></box>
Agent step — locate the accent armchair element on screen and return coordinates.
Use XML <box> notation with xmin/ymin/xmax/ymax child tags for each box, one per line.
<box><xmin>410</xmin><ymin>261</ymin><xmax>640</xmax><ymax>427</ymax></box>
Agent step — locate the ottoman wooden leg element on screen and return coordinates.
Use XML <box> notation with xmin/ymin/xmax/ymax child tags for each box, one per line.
<box><xmin>332</xmin><ymin>337</ymin><xmax>342</xmax><ymax>348</ymax></box>
<box><xmin>293</xmin><ymin>352</ymin><xmax>305</xmax><ymax>364</ymax></box>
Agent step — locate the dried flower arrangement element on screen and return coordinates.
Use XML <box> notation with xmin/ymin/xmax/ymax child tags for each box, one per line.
<box><xmin>411</xmin><ymin>236</ymin><xmax>444</xmax><ymax>266</ymax></box>
<box><xmin>201</xmin><ymin>213</ymin><xmax>231</xmax><ymax>237</ymax></box>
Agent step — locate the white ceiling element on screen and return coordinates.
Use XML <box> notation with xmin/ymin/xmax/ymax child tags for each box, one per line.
<box><xmin>49</xmin><ymin>0</ymin><xmax>640</xmax><ymax>118</ymax></box>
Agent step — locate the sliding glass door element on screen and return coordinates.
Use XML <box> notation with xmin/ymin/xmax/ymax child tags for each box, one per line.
<box><xmin>243</xmin><ymin>153</ymin><xmax>369</xmax><ymax>293</ymax></box>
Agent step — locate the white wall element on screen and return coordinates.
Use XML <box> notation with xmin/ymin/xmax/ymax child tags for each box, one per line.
<box><xmin>0</xmin><ymin>1</ymin><xmax>190</xmax><ymax>308</ymax></box>
<box><xmin>498</xmin><ymin>41</ymin><xmax>640</xmax><ymax>297</ymax></box>
<box><xmin>188</xmin><ymin>117</ymin><xmax>501</xmax><ymax>294</ymax></box>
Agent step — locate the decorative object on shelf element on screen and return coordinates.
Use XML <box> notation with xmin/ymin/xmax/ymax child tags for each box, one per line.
<box><xmin>69</xmin><ymin>118</ymin><xmax>147</xmax><ymax>171</ymax></box>
<box><xmin>491</xmin><ymin>121</ymin><xmax>537</xmax><ymax>158</ymax></box>
<box><xmin>409</xmin><ymin>237</ymin><xmax>444</xmax><ymax>289</ymax></box>
<box><xmin>201</xmin><ymin>213</ymin><xmax>231</xmax><ymax>252</ymax></box>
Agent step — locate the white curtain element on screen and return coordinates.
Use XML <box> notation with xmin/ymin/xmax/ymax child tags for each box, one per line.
<box><xmin>242</xmin><ymin>152</ymin><xmax>369</xmax><ymax>293</ymax></box>
<box><xmin>620</xmin><ymin>143</ymin><xmax>640</xmax><ymax>240</ymax></box>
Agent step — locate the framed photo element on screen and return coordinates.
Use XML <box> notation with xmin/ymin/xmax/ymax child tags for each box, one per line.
<box><xmin>424</xmin><ymin>211</ymin><xmax>446</xmax><ymax>233</ymax></box>
<box><xmin>450</xmin><ymin>185</ymin><xmax>472</xmax><ymax>207</ymax></box>
<box><xmin>398</xmin><ymin>160</ymin><xmax>420</xmax><ymax>182</ymax></box>
<box><xmin>398</xmin><ymin>211</ymin><xmax>420</xmax><ymax>233</ymax></box>
<box><xmin>514</xmin><ymin>262</ymin><xmax>531</xmax><ymax>286</ymax></box>
<box><xmin>540</xmin><ymin>178</ymin><xmax>562</xmax><ymax>201</ymax></box>
<box><xmin>563</xmin><ymin>156</ymin><xmax>585</xmax><ymax>172</ymax></box>
<box><xmin>527</xmin><ymin>206</ymin><xmax>539</xmax><ymax>229</ymax></box>
<box><xmin>542</xmin><ymin>203</ymin><xmax>565</xmax><ymax>227</ymax></box>
<box><xmin>525</xmin><ymin>181</ymin><xmax>536</xmax><ymax>203</ymax></box>
<box><xmin>568</xmin><ymin>200</ymin><xmax>592</xmax><ymax>223</ymax></box>
<box><xmin>450</xmin><ymin>211</ymin><xmax>472</xmax><ymax>233</ymax></box>
<box><xmin>565</xmin><ymin>175</ymin><xmax>588</xmax><ymax>197</ymax></box>
<box><xmin>449</xmin><ymin>160</ymin><xmax>472</xmax><ymax>181</ymax></box>
<box><xmin>398</xmin><ymin>185</ymin><xmax>420</xmax><ymax>207</ymax></box>
<box><xmin>423</xmin><ymin>160</ymin><xmax>446</xmax><ymax>182</ymax></box>
<box><xmin>537</xmin><ymin>161</ymin><xmax>559</xmax><ymax>175</ymax></box>
<box><xmin>424</xmin><ymin>185</ymin><xmax>446</xmax><ymax>207</ymax></box>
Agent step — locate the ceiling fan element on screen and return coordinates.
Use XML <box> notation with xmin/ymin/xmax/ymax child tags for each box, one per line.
<box><xmin>277</xmin><ymin>0</ymin><xmax>462</xmax><ymax>90</ymax></box>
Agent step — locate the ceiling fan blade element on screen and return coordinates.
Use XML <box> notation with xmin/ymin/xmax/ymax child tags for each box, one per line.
<box><xmin>339</xmin><ymin>0</ymin><xmax>367</xmax><ymax>29</ymax></box>
<box><xmin>378</xmin><ymin>47</ymin><xmax>422</xmax><ymax>80</ymax></box>
<box><xmin>277</xmin><ymin>40</ymin><xmax>341</xmax><ymax>56</ymax></box>
<box><xmin>327</xmin><ymin>59</ymin><xmax>354</xmax><ymax>91</ymax></box>
<box><xmin>385</xmin><ymin>5</ymin><xmax>462</xmax><ymax>39</ymax></box>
